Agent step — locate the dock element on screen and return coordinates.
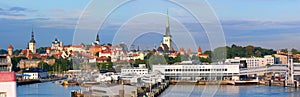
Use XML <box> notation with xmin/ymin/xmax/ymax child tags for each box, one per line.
<box><xmin>17</xmin><ymin>77</ymin><xmax>66</xmax><ymax>86</ymax></box>
<box><xmin>137</xmin><ymin>81</ymin><xmax>170</xmax><ymax>97</ymax></box>
<box><xmin>70</xmin><ymin>81</ymin><xmax>170</xmax><ymax>97</ymax></box>
<box><xmin>170</xmin><ymin>80</ymin><xmax>238</xmax><ymax>85</ymax></box>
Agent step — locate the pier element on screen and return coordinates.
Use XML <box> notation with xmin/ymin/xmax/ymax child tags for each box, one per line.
<box><xmin>70</xmin><ymin>81</ymin><xmax>170</xmax><ymax>97</ymax></box>
<box><xmin>137</xmin><ymin>81</ymin><xmax>170</xmax><ymax>97</ymax></box>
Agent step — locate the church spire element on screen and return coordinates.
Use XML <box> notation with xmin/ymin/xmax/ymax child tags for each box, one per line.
<box><xmin>93</xmin><ymin>33</ymin><xmax>100</xmax><ymax>45</ymax></box>
<box><xmin>30</xmin><ymin>28</ymin><xmax>36</xmax><ymax>43</ymax></box>
<box><xmin>162</xmin><ymin>9</ymin><xmax>172</xmax><ymax>50</ymax></box>
<box><xmin>96</xmin><ymin>33</ymin><xmax>100</xmax><ymax>42</ymax></box>
<box><xmin>165</xmin><ymin>9</ymin><xmax>171</xmax><ymax>37</ymax></box>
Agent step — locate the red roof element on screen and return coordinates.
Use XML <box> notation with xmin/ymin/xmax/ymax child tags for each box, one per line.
<box><xmin>20</xmin><ymin>50</ymin><xmax>26</xmax><ymax>54</ymax></box>
<box><xmin>46</xmin><ymin>46</ymin><xmax>51</xmax><ymax>50</ymax></box>
<box><xmin>0</xmin><ymin>72</ymin><xmax>16</xmax><ymax>82</ymax></box>
<box><xmin>187</xmin><ymin>48</ymin><xmax>191</xmax><ymax>54</ymax></box>
<box><xmin>133</xmin><ymin>54</ymin><xmax>139</xmax><ymax>56</ymax></box>
<box><xmin>180</xmin><ymin>48</ymin><xmax>185</xmax><ymax>52</ymax></box>
<box><xmin>198</xmin><ymin>47</ymin><xmax>202</xmax><ymax>53</ymax></box>
<box><xmin>199</xmin><ymin>54</ymin><xmax>209</xmax><ymax>57</ymax></box>
<box><xmin>8</xmin><ymin>44</ymin><xmax>13</xmax><ymax>49</ymax></box>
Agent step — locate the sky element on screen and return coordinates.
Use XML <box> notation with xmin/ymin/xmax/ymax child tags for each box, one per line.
<box><xmin>0</xmin><ymin>0</ymin><xmax>300</xmax><ymax>51</ymax></box>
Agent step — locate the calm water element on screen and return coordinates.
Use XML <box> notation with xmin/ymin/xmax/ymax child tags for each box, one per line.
<box><xmin>160</xmin><ymin>85</ymin><xmax>300</xmax><ymax>97</ymax></box>
<box><xmin>17</xmin><ymin>82</ymin><xmax>82</xmax><ymax>97</ymax></box>
<box><xmin>18</xmin><ymin>82</ymin><xmax>300</xmax><ymax>97</ymax></box>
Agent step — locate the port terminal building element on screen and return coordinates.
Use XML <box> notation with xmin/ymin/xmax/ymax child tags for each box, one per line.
<box><xmin>152</xmin><ymin>64</ymin><xmax>240</xmax><ymax>81</ymax></box>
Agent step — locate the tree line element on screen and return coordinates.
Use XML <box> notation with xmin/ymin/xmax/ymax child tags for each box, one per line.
<box><xmin>209</xmin><ymin>44</ymin><xmax>277</xmax><ymax>59</ymax></box>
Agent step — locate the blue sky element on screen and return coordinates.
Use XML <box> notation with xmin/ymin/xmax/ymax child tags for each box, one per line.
<box><xmin>0</xmin><ymin>0</ymin><xmax>300</xmax><ymax>51</ymax></box>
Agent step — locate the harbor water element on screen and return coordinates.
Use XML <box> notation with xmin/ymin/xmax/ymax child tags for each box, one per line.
<box><xmin>17</xmin><ymin>82</ymin><xmax>82</xmax><ymax>97</ymax></box>
<box><xmin>18</xmin><ymin>82</ymin><xmax>300</xmax><ymax>97</ymax></box>
<box><xmin>160</xmin><ymin>85</ymin><xmax>300</xmax><ymax>97</ymax></box>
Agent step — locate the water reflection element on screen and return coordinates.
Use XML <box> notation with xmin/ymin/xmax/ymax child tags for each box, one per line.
<box><xmin>18</xmin><ymin>82</ymin><xmax>300</xmax><ymax>97</ymax></box>
<box><xmin>160</xmin><ymin>85</ymin><xmax>300</xmax><ymax>97</ymax></box>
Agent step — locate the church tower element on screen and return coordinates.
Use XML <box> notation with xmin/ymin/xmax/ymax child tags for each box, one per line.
<box><xmin>93</xmin><ymin>33</ymin><xmax>100</xmax><ymax>46</ymax></box>
<box><xmin>29</xmin><ymin>28</ymin><xmax>36</xmax><ymax>54</ymax></box>
<box><xmin>95</xmin><ymin>33</ymin><xmax>100</xmax><ymax>45</ymax></box>
<box><xmin>8</xmin><ymin>45</ymin><xmax>13</xmax><ymax>56</ymax></box>
<box><xmin>163</xmin><ymin>9</ymin><xmax>172</xmax><ymax>49</ymax></box>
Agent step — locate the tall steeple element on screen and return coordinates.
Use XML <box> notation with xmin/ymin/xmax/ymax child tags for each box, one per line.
<box><xmin>164</xmin><ymin>9</ymin><xmax>171</xmax><ymax>37</ymax></box>
<box><xmin>96</xmin><ymin>33</ymin><xmax>100</xmax><ymax>42</ymax></box>
<box><xmin>93</xmin><ymin>33</ymin><xmax>100</xmax><ymax>45</ymax></box>
<box><xmin>163</xmin><ymin>9</ymin><xmax>172</xmax><ymax>50</ymax></box>
<box><xmin>30</xmin><ymin>28</ymin><xmax>36</xmax><ymax>43</ymax></box>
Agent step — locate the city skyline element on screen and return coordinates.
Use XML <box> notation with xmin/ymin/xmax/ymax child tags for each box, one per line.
<box><xmin>1</xmin><ymin>0</ymin><xmax>300</xmax><ymax>51</ymax></box>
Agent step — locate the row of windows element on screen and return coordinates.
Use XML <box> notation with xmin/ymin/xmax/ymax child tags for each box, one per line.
<box><xmin>122</xmin><ymin>72</ymin><xmax>148</xmax><ymax>75</ymax></box>
<box><xmin>122</xmin><ymin>69</ymin><xmax>148</xmax><ymax>72</ymax></box>
<box><xmin>0</xmin><ymin>59</ymin><xmax>7</xmax><ymax>63</ymax></box>
<box><xmin>165</xmin><ymin>68</ymin><xmax>228</xmax><ymax>72</ymax></box>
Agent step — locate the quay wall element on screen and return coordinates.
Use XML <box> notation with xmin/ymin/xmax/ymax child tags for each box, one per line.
<box><xmin>17</xmin><ymin>77</ymin><xmax>65</xmax><ymax>85</ymax></box>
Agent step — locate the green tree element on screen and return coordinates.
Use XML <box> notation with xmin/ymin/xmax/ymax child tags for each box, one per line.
<box><xmin>191</xmin><ymin>55</ymin><xmax>199</xmax><ymax>61</ymax></box>
<box><xmin>97</xmin><ymin>62</ymin><xmax>113</xmax><ymax>70</ymax></box>
<box><xmin>199</xmin><ymin>57</ymin><xmax>212</xmax><ymax>64</ymax></box>
<box><xmin>172</xmin><ymin>53</ymin><xmax>182</xmax><ymax>64</ymax></box>
<box><xmin>291</xmin><ymin>48</ymin><xmax>300</xmax><ymax>54</ymax></box>
<box><xmin>213</xmin><ymin>47</ymin><xmax>227</xmax><ymax>62</ymax></box>
<box><xmin>135</xmin><ymin>59</ymin><xmax>146</xmax><ymax>64</ymax></box>
<box><xmin>281</xmin><ymin>49</ymin><xmax>288</xmax><ymax>53</ymax></box>
<box><xmin>254</xmin><ymin>50</ymin><xmax>262</xmax><ymax>57</ymax></box>
<box><xmin>95</xmin><ymin>52</ymin><xmax>100</xmax><ymax>57</ymax></box>
<box><xmin>13</xmin><ymin>49</ymin><xmax>22</xmax><ymax>55</ymax></box>
<box><xmin>164</xmin><ymin>55</ymin><xmax>170</xmax><ymax>64</ymax></box>
<box><xmin>36</xmin><ymin>47</ymin><xmax>47</xmax><ymax>54</ymax></box>
<box><xmin>203</xmin><ymin>50</ymin><xmax>212</xmax><ymax>58</ymax></box>
<box><xmin>38</xmin><ymin>61</ymin><xmax>52</xmax><ymax>71</ymax></box>
<box><xmin>11</xmin><ymin>57</ymin><xmax>27</xmax><ymax>72</ymax></box>
<box><xmin>180</xmin><ymin>54</ymin><xmax>190</xmax><ymax>61</ymax></box>
<box><xmin>53</xmin><ymin>58</ymin><xmax>72</xmax><ymax>73</ymax></box>
<box><xmin>148</xmin><ymin>55</ymin><xmax>167</xmax><ymax>69</ymax></box>
<box><xmin>0</xmin><ymin>49</ymin><xmax>8</xmax><ymax>55</ymax></box>
<box><xmin>223</xmin><ymin>44</ymin><xmax>276</xmax><ymax>58</ymax></box>
<box><xmin>245</xmin><ymin>45</ymin><xmax>255</xmax><ymax>57</ymax></box>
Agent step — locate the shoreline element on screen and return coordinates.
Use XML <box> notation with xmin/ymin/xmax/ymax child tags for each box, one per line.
<box><xmin>17</xmin><ymin>77</ymin><xmax>66</xmax><ymax>86</ymax></box>
<box><xmin>169</xmin><ymin>80</ymin><xmax>300</xmax><ymax>87</ymax></box>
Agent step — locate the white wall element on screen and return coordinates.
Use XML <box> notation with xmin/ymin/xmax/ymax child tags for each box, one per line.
<box><xmin>0</xmin><ymin>82</ymin><xmax>17</xmax><ymax>97</ymax></box>
<box><xmin>121</xmin><ymin>68</ymin><xmax>148</xmax><ymax>75</ymax></box>
<box><xmin>153</xmin><ymin>65</ymin><xmax>240</xmax><ymax>74</ymax></box>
